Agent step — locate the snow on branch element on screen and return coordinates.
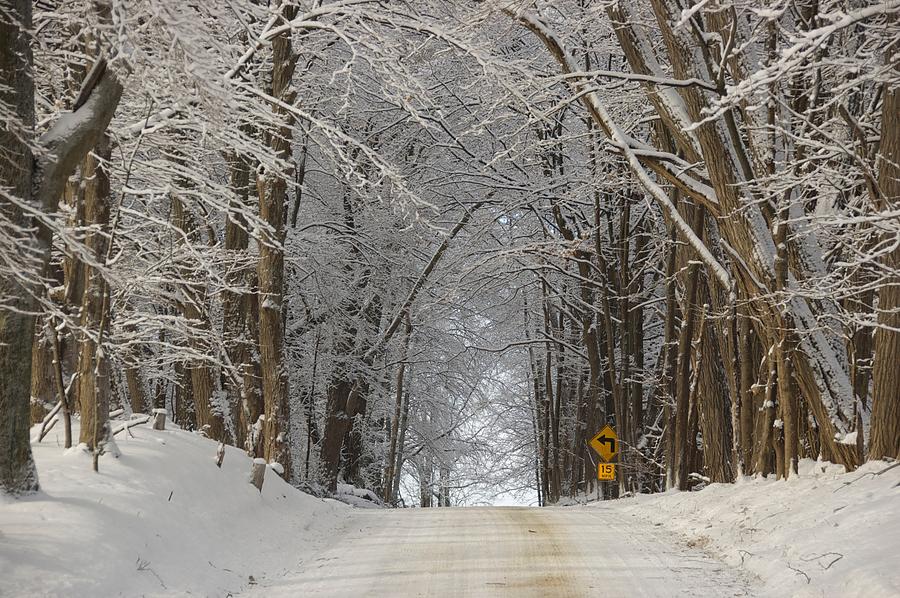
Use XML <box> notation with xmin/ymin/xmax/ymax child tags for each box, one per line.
<box><xmin>509</xmin><ymin>9</ymin><xmax>732</xmax><ymax>290</ymax></box>
<box><xmin>35</xmin><ymin>58</ymin><xmax>123</xmax><ymax>213</ymax></box>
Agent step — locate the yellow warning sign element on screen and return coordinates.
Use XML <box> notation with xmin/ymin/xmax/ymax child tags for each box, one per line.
<box><xmin>589</xmin><ymin>425</ymin><xmax>619</xmax><ymax>462</ymax></box>
<box><xmin>597</xmin><ymin>462</ymin><xmax>616</xmax><ymax>481</ymax></box>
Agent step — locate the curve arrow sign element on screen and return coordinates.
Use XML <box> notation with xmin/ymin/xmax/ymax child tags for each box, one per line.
<box><xmin>589</xmin><ymin>425</ymin><xmax>619</xmax><ymax>462</ymax></box>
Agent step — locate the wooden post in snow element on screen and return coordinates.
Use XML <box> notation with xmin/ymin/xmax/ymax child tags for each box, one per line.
<box><xmin>249</xmin><ymin>458</ymin><xmax>266</xmax><ymax>492</ymax></box>
<box><xmin>215</xmin><ymin>442</ymin><xmax>225</xmax><ymax>468</ymax></box>
<box><xmin>152</xmin><ymin>409</ymin><xmax>167</xmax><ymax>431</ymax></box>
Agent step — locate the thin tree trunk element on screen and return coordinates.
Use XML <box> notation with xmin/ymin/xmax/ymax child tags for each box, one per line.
<box><xmin>302</xmin><ymin>327</ymin><xmax>321</xmax><ymax>479</ymax></box>
<box><xmin>660</xmin><ymin>203</ymin><xmax>679</xmax><ymax>490</ymax></box>
<box><xmin>739</xmin><ymin>311</ymin><xmax>755</xmax><ymax>472</ymax></box>
<box><xmin>342</xmin><ymin>294</ymin><xmax>383</xmax><ymax>485</ymax></box>
<box><xmin>524</xmin><ymin>294</ymin><xmax>550</xmax><ymax>503</ymax></box>
<box><xmin>391</xmin><ymin>378</ymin><xmax>411</xmax><ymax>504</ymax></box>
<box><xmin>49</xmin><ymin>320</ymin><xmax>72</xmax><ymax>448</ymax></box>
<box><xmin>75</xmin><ymin>135</ymin><xmax>112</xmax><ymax>459</ymax></box>
<box><xmin>773</xmin><ymin>187</ymin><xmax>799</xmax><ymax>478</ymax></box>
<box><xmin>674</xmin><ymin>206</ymin><xmax>704</xmax><ymax>490</ymax></box>
<box><xmin>384</xmin><ymin>315</ymin><xmax>412</xmax><ymax>503</ymax></box>
<box><xmin>171</xmin><ymin>194</ymin><xmax>225</xmax><ymax>442</ymax></box>
<box><xmin>123</xmin><ymin>364</ymin><xmax>146</xmax><ymax>414</ymax></box>
<box><xmin>30</xmin><ymin>319</ymin><xmax>56</xmax><ymax>423</ymax></box>
<box><xmin>222</xmin><ymin>147</ymin><xmax>253</xmax><ymax>447</ymax></box>
<box><xmin>173</xmin><ymin>362</ymin><xmax>194</xmax><ymax>430</ymax></box>
<box><xmin>754</xmin><ymin>352</ymin><xmax>778</xmax><ymax>476</ymax></box>
<box><xmin>540</xmin><ymin>281</ymin><xmax>561</xmax><ymax>503</ymax></box>
<box><xmin>242</xmin><ymin>279</ymin><xmax>264</xmax><ymax>456</ymax></box>
<box><xmin>119</xmin><ymin>314</ymin><xmax>146</xmax><ymax>414</ymax></box>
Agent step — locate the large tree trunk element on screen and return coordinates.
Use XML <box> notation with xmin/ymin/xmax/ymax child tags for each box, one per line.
<box><xmin>256</xmin><ymin>2</ymin><xmax>297</xmax><ymax>479</ymax></box>
<box><xmin>870</xmin><ymin>78</ymin><xmax>900</xmax><ymax>460</ymax></box>
<box><xmin>0</xmin><ymin>0</ymin><xmax>40</xmax><ymax>496</ymax></box>
<box><xmin>695</xmin><ymin>302</ymin><xmax>734</xmax><ymax>483</ymax></box>
<box><xmin>320</xmin><ymin>378</ymin><xmax>355</xmax><ymax>493</ymax></box>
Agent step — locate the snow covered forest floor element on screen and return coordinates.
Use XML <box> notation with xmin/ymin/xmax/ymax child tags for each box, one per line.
<box><xmin>612</xmin><ymin>461</ymin><xmax>900</xmax><ymax>598</ymax></box>
<box><xmin>1</xmin><ymin>423</ymin><xmax>897</xmax><ymax>597</ymax></box>
<box><xmin>0</xmin><ymin>422</ymin><xmax>349</xmax><ymax>597</ymax></box>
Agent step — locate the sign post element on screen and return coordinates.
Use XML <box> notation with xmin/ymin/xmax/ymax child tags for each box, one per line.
<box><xmin>589</xmin><ymin>424</ymin><xmax>619</xmax><ymax>481</ymax></box>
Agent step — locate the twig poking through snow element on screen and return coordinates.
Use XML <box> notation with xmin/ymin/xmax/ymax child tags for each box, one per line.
<box><xmin>801</xmin><ymin>552</ymin><xmax>844</xmax><ymax>570</ymax></box>
<box><xmin>787</xmin><ymin>563</ymin><xmax>811</xmax><ymax>584</ymax></box>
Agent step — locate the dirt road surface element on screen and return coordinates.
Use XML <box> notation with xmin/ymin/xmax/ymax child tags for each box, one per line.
<box><xmin>245</xmin><ymin>505</ymin><xmax>753</xmax><ymax>597</ymax></box>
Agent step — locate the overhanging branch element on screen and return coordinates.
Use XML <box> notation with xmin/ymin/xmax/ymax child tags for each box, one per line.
<box><xmin>35</xmin><ymin>58</ymin><xmax>123</xmax><ymax>213</ymax></box>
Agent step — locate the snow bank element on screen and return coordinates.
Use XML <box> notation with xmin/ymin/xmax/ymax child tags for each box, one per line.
<box><xmin>0</xmin><ymin>421</ymin><xmax>348</xmax><ymax>597</ymax></box>
<box><xmin>609</xmin><ymin>460</ymin><xmax>900</xmax><ymax>598</ymax></box>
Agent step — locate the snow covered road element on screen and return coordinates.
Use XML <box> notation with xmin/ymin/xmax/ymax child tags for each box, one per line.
<box><xmin>247</xmin><ymin>506</ymin><xmax>752</xmax><ymax>597</ymax></box>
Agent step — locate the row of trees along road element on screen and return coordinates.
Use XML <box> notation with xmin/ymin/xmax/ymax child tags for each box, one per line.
<box><xmin>2</xmin><ymin>0</ymin><xmax>898</xmax><ymax>506</ymax></box>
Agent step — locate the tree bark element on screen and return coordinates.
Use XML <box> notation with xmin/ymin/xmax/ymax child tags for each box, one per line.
<box><xmin>695</xmin><ymin>301</ymin><xmax>734</xmax><ymax>483</ymax></box>
<box><xmin>870</xmin><ymin>77</ymin><xmax>900</xmax><ymax>460</ymax></box>
<box><xmin>0</xmin><ymin>0</ymin><xmax>40</xmax><ymax>495</ymax></box>
<box><xmin>256</xmin><ymin>2</ymin><xmax>297</xmax><ymax>479</ymax></box>
<box><xmin>30</xmin><ymin>319</ymin><xmax>56</xmax><ymax>423</ymax></box>
<box><xmin>222</xmin><ymin>147</ymin><xmax>253</xmax><ymax>447</ymax></box>
<box><xmin>391</xmin><ymin>380</ymin><xmax>411</xmax><ymax>503</ymax></box>
<box><xmin>384</xmin><ymin>315</ymin><xmax>412</xmax><ymax>503</ymax></box>
<box><xmin>674</xmin><ymin>206</ymin><xmax>704</xmax><ymax>490</ymax></box>
<box><xmin>74</xmin><ymin>134</ymin><xmax>112</xmax><ymax>456</ymax></box>
<box><xmin>171</xmin><ymin>194</ymin><xmax>225</xmax><ymax>442</ymax></box>
<box><xmin>49</xmin><ymin>319</ymin><xmax>72</xmax><ymax>448</ymax></box>
<box><xmin>738</xmin><ymin>311</ymin><xmax>755</xmax><ymax>472</ymax></box>
<box><xmin>242</xmin><ymin>279</ymin><xmax>264</xmax><ymax>456</ymax></box>
<box><xmin>123</xmin><ymin>356</ymin><xmax>146</xmax><ymax>414</ymax></box>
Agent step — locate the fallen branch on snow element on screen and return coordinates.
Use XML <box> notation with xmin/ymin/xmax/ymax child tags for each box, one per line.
<box><xmin>112</xmin><ymin>415</ymin><xmax>151</xmax><ymax>437</ymax></box>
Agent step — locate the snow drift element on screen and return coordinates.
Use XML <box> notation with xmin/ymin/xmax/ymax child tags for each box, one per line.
<box><xmin>609</xmin><ymin>460</ymin><xmax>900</xmax><ymax>598</ymax></box>
<box><xmin>0</xmin><ymin>421</ymin><xmax>347</xmax><ymax>597</ymax></box>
